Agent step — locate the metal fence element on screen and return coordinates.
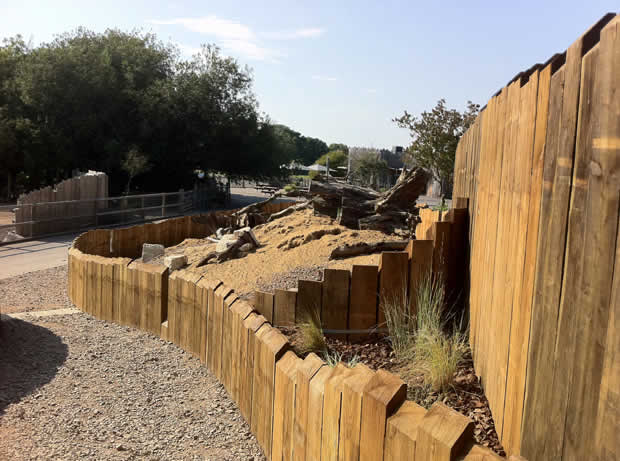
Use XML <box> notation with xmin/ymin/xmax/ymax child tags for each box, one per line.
<box><xmin>1</xmin><ymin>190</ymin><xmax>194</xmax><ymax>240</ymax></box>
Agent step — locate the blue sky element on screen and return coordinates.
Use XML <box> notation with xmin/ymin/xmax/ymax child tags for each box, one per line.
<box><xmin>0</xmin><ymin>1</ymin><xmax>617</xmax><ymax>148</ymax></box>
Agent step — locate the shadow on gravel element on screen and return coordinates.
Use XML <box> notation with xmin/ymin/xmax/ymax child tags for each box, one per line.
<box><xmin>0</xmin><ymin>318</ymin><xmax>68</xmax><ymax>415</ymax></box>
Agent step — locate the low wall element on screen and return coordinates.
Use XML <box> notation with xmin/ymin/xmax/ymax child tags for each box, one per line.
<box><xmin>67</xmin><ymin>209</ymin><xmax>519</xmax><ymax>461</ymax></box>
<box><xmin>253</xmin><ymin>203</ymin><xmax>468</xmax><ymax>336</ymax></box>
<box><xmin>16</xmin><ymin>172</ymin><xmax>108</xmax><ymax>236</ymax></box>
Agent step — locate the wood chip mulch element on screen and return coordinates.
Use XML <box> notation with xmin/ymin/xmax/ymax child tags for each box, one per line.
<box><xmin>280</xmin><ymin>328</ymin><xmax>506</xmax><ymax>457</ymax></box>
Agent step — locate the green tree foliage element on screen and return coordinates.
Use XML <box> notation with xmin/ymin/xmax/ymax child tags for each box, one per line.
<box><xmin>393</xmin><ymin>99</ymin><xmax>479</xmax><ymax>195</ymax></box>
<box><xmin>121</xmin><ymin>147</ymin><xmax>151</xmax><ymax>193</ymax></box>
<box><xmin>271</xmin><ymin>124</ymin><xmax>328</xmax><ymax>166</ymax></box>
<box><xmin>0</xmin><ymin>29</ymin><xmax>311</xmax><ymax>198</ymax></box>
<box><xmin>328</xmin><ymin>143</ymin><xmax>348</xmax><ymax>155</ymax></box>
<box><xmin>316</xmin><ymin>149</ymin><xmax>348</xmax><ymax>176</ymax></box>
<box><xmin>350</xmin><ymin>151</ymin><xmax>389</xmax><ymax>188</ymax></box>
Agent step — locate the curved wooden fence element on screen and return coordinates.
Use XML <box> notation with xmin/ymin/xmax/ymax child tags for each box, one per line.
<box><xmin>453</xmin><ymin>13</ymin><xmax>619</xmax><ymax>461</ymax></box>
<box><xmin>67</xmin><ymin>208</ymin><xmax>518</xmax><ymax>461</ymax></box>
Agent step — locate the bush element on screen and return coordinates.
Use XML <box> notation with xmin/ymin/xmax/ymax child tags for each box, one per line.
<box><xmin>283</xmin><ymin>183</ymin><xmax>298</xmax><ymax>193</ymax></box>
<box><xmin>296</xmin><ymin>305</ymin><xmax>327</xmax><ymax>355</ymax></box>
<box><xmin>382</xmin><ymin>273</ymin><xmax>468</xmax><ymax>392</ymax></box>
<box><xmin>308</xmin><ymin>170</ymin><xmax>320</xmax><ymax>180</ymax></box>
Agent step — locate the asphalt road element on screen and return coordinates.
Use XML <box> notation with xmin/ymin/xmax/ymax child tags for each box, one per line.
<box><xmin>0</xmin><ymin>234</ymin><xmax>76</xmax><ymax>280</ymax></box>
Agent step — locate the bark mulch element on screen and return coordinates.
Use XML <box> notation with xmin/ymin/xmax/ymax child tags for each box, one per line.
<box><xmin>280</xmin><ymin>327</ymin><xmax>506</xmax><ymax>457</ymax></box>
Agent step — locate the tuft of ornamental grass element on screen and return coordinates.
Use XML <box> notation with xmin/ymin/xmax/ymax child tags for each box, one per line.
<box><xmin>322</xmin><ymin>350</ymin><xmax>360</xmax><ymax>368</ymax></box>
<box><xmin>296</xmin><ymin>304</ymin><xmax>327</xmax><ymax>355</ymax></box>
<box><xmin>382</xmin><ymin>286</ymin><xmax>416</xmax><ymax>359</ymax></box>
<box><xmin>382</xmin><ymin>272</ymin><xmax>468</xmax><ymax>393</ymax></box>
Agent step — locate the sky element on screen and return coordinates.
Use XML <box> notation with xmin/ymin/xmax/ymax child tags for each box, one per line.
<box><xmin>0</xmin><ymin>1</ymin><xmax>617</xmax><ymax>148</ymax></box>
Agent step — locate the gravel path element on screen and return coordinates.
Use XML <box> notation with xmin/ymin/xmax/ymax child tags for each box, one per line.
<box><xmin>0</xmin><ymin>278</ymin><xmax>264</xmax><ymax>460</ymax></box>
<box><xmin>0</xmin><ymin>266</ymin><xmax>72</xmax><ymax>314</ymax></box>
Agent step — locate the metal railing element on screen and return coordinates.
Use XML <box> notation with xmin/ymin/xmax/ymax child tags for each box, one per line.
<box><xmin>2</xmin><ymin>190</ymin><xmax>193</xmax><ymax>239</ymax></box>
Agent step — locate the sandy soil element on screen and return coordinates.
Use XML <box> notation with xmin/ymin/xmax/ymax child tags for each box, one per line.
<box><xmin>163</xmin><ymin>209</ymin><xmax>386</xmax><ymax>297</ymax></box>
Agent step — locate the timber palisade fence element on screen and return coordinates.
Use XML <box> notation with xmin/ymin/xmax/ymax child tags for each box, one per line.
<box><xmin>10</xmin><ymin>190</ymin><xmax>193</xmax><ymax>238</ymax></box>
<box><xmin>8</xmin><ymin>171</ymin><xmax>227</xmax><ymax>239</ymax></box>
<box><xmin>253</xmin><ymin>201</ymin><xmax>469</xmax><ymax>339</ymax></box>
<box><xmin>67</xmin><ymin>206</ymin><xmax>521</xmax><ymax>461</ymax></box>
<box><xmin>450</xmin><ymin>13</ymin><xmax>619</xmax><ymax>461</ymax></box>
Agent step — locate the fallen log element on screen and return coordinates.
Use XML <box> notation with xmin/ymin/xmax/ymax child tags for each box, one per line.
<box><xmin>267</xmin><ymin>201</ymin><xmax>311</xmax><ymax>222</ymax></box>
<box><xmin>374</xmin><ymin>167</ymin><xmax>430</xmax><ymax>213</ymax></box>
<box><xmin>328</xmin><ymin>240</ymin><xmax>409</xmax><ymax>260</ymax></box>
<box><xmin>306</xmin><ymin>167</ymin><xmax>428</xmax><ymax>231</ymax></box>
<box><xmin>232</xmin><ymin>192</ymin><xmax>281</xmax><ymax>217</ymax></box>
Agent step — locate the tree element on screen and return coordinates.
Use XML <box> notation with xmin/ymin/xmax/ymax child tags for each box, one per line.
<box><xmin>350</xmin><ymin>151</ymin><xmax>389</xmax><ymax>188</ymax></box>
<box><xmin>393</xmin><ymin>99</ymin><xmax>479</xmax><ymax>196</ymax></box>
<box><xmin>121</xmin><ymin>147</ymin><xmax>151</xmax><ymax>193</ymax></box>
<box><xmin>316</xmin><ymin>149</ymin><xmax>348</xmax><ymax>176</ymax></box>
<box><xmin>328</xmin><ymin>143</ymin><xmax>349</xmax><ymax>155</ymax></box>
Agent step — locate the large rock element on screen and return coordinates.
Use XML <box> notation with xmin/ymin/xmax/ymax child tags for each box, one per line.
<box><xmin>216</xmin><ymin>236</ymin><xmax>240</xmax><ymax>254</ymax></box>
<box><xmin>234</xmin><ymin>227</ymin><xmax>260</xmax><ymax>247</ymax></box>
<box><xmin>142</xmin><ymin>243</ymin><xmax>165</xmax><ymax>263</ymax></box>
<box><xmin>239</xmin><ymin>243</ymin><xmax>254</xmax><ymax>253</ymax></box>
<box><xmin>164</xmin><ymin>254</ymin><xmax>187</xmax><ymax>271</ymax></box>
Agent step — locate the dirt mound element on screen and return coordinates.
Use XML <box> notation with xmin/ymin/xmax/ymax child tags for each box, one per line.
<box><xmin>161</xmin><ymin>208</ymin><xmax>390</xmax><ymax>297</ymax></box>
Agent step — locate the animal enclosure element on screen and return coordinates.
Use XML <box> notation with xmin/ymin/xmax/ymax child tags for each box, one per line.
<box><xmin>452</xmin><ymin>13</ymin><xmax>619</xmax><ymax>461</ymax></box>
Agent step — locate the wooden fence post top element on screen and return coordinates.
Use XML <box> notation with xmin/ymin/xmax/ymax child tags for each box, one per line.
<box><xmin>460</xmin><ymin>444</ymin><xmax>504</xmax><ymax>460</ymax></box>
<box><xmin>277</xmin><ymin>350</ymin><xmax>302</xmax><ymax>376</ymax></box>
<box><xmin>362</xmin><ymin>369</ymin><xmax>407</xmax><ymax>414</ymax></box>
<box><xmin>343</xmin><ymin>363</ymin><xmax>375</xmax><ymax>391</ymax></box>
<box><xmin>127</xmin><ymin>259</ymin><xmax>169</xmax><ymax>275</ymax></box>
<box><xmin>325</xmin><ymin>363</ymin><xmax>357</xmax><ymax>393</ymax></box>
<box><xmin>224</xmin><ymin>292</ymin><xmax>239</xmax><ymax>306</ymax></box>
<box><xmin>197</xmin><ymin>278</ymin><xmax>222</xmax><ymax>291</ymax></box>
<box><xmin>216</xmin><ymin>284</ymin><xmax>234</xmax><ymax>299</ymax></box>
<box><xmin>257</xmin><ymin>326</ymin><xmax>289</xmax><ymax>358</ymax></box>
<box><xmin>415</xmin><ymin>402</ymin><xmax>474</xmax><ymax>460</ymax></box>
<box><xmin>309</xmin><ymin>363</ymin><xmax>334</xmax><ymax>390</ymax></box>
<box><xmin>243</xmin><ymin>312</ymin><xmax>268</xmax><ymax>332</ymax></box>
<box><xmin>386</xmin><ymin>400</ymin><xmax>427</xmax><ymax>441</ymax></box>
<box><xmin>296</xmin><ymin>352</ymin><xmax>325</xmax><ymax>381</ymax></box>
<box><xmin>231</xmin><ymin>300</ymin><xmax>254</xmax><ymax>319</ymax></box>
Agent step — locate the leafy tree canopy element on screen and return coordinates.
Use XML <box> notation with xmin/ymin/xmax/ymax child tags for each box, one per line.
<box><xmin>316</xmin><ymin>149</ymin><xmax>348</xmax><ymax>169</ymax></box>
<box><xmin>393</xmin><ymin>99</ymin><xmax>479</xmax><ymax>196</ymax></box>
<box><xmin>0</xmin><ymin>29</ymin><xmax>321</xmax><ymax>198</ymax></box>
<box><xmin>328</xmin><ymin>143</ymin><xmax>348</xmax><ymax>155</ymax></box>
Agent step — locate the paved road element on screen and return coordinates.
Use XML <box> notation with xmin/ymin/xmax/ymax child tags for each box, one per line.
<box><xmin>0</xmin><ymin>234</ymin><xmax>76</xmax><ymax>280</ymax></box>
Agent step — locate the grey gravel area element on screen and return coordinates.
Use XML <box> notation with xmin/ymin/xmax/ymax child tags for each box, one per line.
<box><xmin>0</xmin><ymin>266</ymin><xmax>72</xmax><ymax>314</ymax></box>
<box><xmin>254</xmin><ymin>264</ymin><xmax>324</xmax><ymax>296</ymax></box>
<box><xmin>0</xmin><ymin>313</ymin><xmax>265</xmax><ymax>461</ymax></box>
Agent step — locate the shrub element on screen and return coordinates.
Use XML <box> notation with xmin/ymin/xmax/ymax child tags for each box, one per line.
<box><xmin>296</xmin><ymin>305</ymin><xmax>327</xmax><ymax>355</ymax></box>
<box><xmin>283</xmin><ymin>183</ymin><xmax>297</xmax><ymax>193</ymax></box>
<box><xmin>383</xmin><ymin>273</ymin><xmax>468</xmax><ymax>393</ymax></box>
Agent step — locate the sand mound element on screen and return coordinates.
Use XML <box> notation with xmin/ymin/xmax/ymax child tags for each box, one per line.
<box><xmin>162</xmin><ymin>209</ymin><xmax>391</xmax><ymax>297</ymax></box>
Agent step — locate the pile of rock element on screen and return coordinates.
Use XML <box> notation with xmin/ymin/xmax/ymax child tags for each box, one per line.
<box><xmin>197</xmin><ymin>227</ymin><xmax>260</xmax><ymax>266</ymax></box>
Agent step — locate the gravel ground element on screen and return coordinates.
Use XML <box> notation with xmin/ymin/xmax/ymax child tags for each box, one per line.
<box><xmin>0</xmin><ymin>266</ymin><xmax>72</xmax><ymax>314</ymax></box>
<box><xmin>254</xmin><ymin>265</ymin><xmax>324</xmax><ymax>297</ymax></box>
<box><xmin>0</xmin><ymin>312</ymin><xmax>264</xmax><ymax>461</ymax></box>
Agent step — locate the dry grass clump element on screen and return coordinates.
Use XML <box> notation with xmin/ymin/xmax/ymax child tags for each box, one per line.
<box><xmin>383</xmin><ymin>273</ymin><xmax>468</xmax><ymax>393</ymax></box>
<box><xmin>296</xmin><ymin>305</ymin><xmax>327</xmax><ymax>355</ymax></box>
<box><xmin>323</xmin><ymin>350</ymin><xmax>360</xmax><ymax>368</ymax></box>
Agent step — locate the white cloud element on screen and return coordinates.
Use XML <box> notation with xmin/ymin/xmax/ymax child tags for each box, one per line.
<box><xmin>221</xmin><ymin>39</ymin><xmax>281</xmax><ymax>61</ymax></box>
<box><xmin>148</xmin><ymin>16</ymin><xmax>322</xmax><ymax>62</ymax></box>
<box><xmin>148</xmin><ymin>16</ymin><xmax>254</xmax><ymax>41</ymax></box>
<box><xmin>364</xmin><ymin>88</ymin><xmax>378</xmax><ymax>93</ymax></box>
<box><xmin>312</xmin><ymin>75</ymin><xmax>338</xmax><ymax>82</ymax></box>
<box><xmin>265</xmin><ymin>28</ymin><xmax>325</xmax><ymax>40</ymax></box>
